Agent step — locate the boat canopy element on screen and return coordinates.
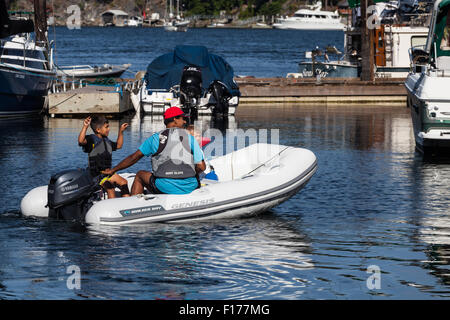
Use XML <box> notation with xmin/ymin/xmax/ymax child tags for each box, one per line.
<box><xmin>433</xmin><ymin>0</ymin><xmax>450</xmax><ymax>57</ymax></box>
<box><xmin>144</xmin><ymin>45</ymin><xmax>240</xmax><ymax>96</ymax></box>
<box><xmin>347</xmin><ymin>0</ymin><xmax>386</xmax><ymax>8</ymax></box>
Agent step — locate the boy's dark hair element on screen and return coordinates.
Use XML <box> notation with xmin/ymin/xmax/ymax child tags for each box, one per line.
<box><xmin>90</xmin><ymin>115</ymin><xmax>108</xmax><ymax>132</ymax></box>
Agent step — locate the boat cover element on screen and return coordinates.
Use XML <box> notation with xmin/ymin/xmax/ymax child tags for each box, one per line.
<box><xmin>434</xmin><ymin>0</ymin><xmax>450</xmax><ymax>57</ymax></box>
<box><xmin>144</xmin><ymin>45</ymin><xmax>240</xmax><ymax>96</ymax></box>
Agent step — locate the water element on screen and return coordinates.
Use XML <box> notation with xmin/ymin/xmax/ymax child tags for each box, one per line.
<box><xmin>50</xmin><ymin>26</ymin><xmax>344</xmax><ymax>77</ymax></box>
<box><xmin>2</xmin><ymin>27</ymin><xmax>450</xmax><ymax>300</ymax></box>
<box><xmin>2</xmin><ymin>106</ymin><xmax>450</xmax><ymax>299</ymax></box>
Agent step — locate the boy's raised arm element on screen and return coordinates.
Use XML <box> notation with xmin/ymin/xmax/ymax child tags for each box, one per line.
<box><xmin>116</xmin><ymin>122</ymin><xmax>128</xmax><ymax>149</ymax></box>
<box><xmin>78</xmin><ymin>116</ymin><xmax>91</xmax><ymax>145</ymax></box>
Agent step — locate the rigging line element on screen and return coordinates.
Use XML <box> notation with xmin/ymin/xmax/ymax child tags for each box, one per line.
<box><xmin>243</xmin><ymin>146</ymin><xmax>290</xmax><ymax>177</ymax></box>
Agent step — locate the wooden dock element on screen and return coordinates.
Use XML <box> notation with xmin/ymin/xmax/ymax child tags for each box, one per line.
<box><xmin>47</xmin><ymin>84</ymin><xmax>135</xmax><ymax>117</ymax></box>
<box><xmin>236</xmin><ymin>77</ymin><xmax>407</xmax><ymax>106</ymax></box>
<box><xmin>46</xmin><ymin>77</ymin><xmax>408</xmax><ymax>116</ymax></box>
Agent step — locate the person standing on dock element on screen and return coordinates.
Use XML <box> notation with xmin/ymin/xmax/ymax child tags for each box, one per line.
<box><xmin>78</xmin><ymin>115</ymin><xmax>130</xmax><ymax>198</ymax></box>
<box><xmin>102</xmin><ymin>107</ymin><xmax>206</xmax><ymax>195</ymax></box>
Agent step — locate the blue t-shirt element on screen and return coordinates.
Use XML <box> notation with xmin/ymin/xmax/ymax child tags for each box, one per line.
<box><xmin>139</xmin><ymin>131</ymin><xmax>204</xmax><ymax>194</ymax></box>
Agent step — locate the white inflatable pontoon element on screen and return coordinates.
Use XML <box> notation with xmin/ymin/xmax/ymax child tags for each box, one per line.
<box><xmin>20</xmin><ymin>144</ymin><xmax>317</xmax><ymax>225</ymax></box>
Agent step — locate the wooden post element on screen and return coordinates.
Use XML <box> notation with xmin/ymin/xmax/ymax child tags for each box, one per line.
<box><xmin>360</xmin><ymin>0</ymin><xmax>375</xmax><ymax>81</ymax></box>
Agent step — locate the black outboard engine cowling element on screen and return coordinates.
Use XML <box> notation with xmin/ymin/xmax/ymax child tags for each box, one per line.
<box><xmin>180</xmin><ymin>65</ymin><xmax>202</xmax><ymax>119</ymax></box>
<box><xmin>208</xmin><ymin>80</ymin><xmax>232</xmax><ymax>118</ymax></box>
<box><xmin>47</xmin><ymin>169</ymin><xmax>99</xmax><ymax>222</ymax></box>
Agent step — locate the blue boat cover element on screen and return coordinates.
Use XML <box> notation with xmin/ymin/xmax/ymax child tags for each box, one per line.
<box><xmin>144</xmin><ymin>45</ymin><xmax>240</xmax><ymax>96</ymax></box>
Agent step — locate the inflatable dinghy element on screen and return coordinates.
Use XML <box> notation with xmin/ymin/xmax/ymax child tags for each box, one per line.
<box><xmin>20</xmin><ymin>144</ymin><xmax>317</xmax><ymax>225</ymax></box>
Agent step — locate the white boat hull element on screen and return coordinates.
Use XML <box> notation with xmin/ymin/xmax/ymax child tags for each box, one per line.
<box><xmin>20</xmin><ymin>144</ymin><xmax>317</xmax><ymax>225</ymax></box>
<box><xmin>405</xmin><ymin>71</ymin><xmax>450</xmax><ymax>153</ymax></box>
<box><xmin>140</xmin><ymin>86</ymin><xmax>239</xmax><ymax>115</ymax></box>
<box><xmin>273</xmin><ymin>21</ymin><xmax>344</xmax><ymax>30</ymax></box>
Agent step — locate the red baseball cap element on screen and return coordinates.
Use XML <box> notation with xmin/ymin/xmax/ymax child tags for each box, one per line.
<box><xmin>164</xmin><ymin>106</ymin><xmax>188</xmax><ymax>119</ymax></box>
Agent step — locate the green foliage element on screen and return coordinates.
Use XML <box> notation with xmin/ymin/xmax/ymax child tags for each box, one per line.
<box><xmin>182</xmin><ymin>0</ymin><xmax>287</xmax><ymax>17</ymax></box>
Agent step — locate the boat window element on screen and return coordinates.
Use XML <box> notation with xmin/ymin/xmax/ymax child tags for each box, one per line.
<box><xmin>320</xmin><ymin>15</ymin><xmax>327</xmax><ymax>18</ymax></box>
<box><xmin>294</xmin><ymin>14</ymin><xmax>305</xmax><ymax>18</ymax></box>
<box><xmin>411</xmin><ymin>36</ymin><xmax>427</xmax><ymax>50</ymax></box>
<box><xmin>1</xmin><ymin>58</ymin><xmax>45</xmax><ymax>69</ymax></box>
<box><xmin>1</xmin><ymin>48</ymin><xmax>44</xmax><ymax>59</ymax></box>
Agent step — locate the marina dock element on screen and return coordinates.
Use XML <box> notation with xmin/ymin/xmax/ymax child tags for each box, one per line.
<box><xmin>46</xmin><ymin>77</ymin><xmax>408</xmax><ymax>117</ymax></box>
<box><xmin>237</xmin><ymin>77</ymin><xmax>407</xmax><ymax>106</ymax></box>
<box><xmin>47</xmin><ymin>83</ymin><xmax>137</xmax><ymax>117</ymax></box>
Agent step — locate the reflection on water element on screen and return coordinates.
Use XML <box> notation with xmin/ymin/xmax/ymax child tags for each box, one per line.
<box><xmin>235</xmin><ymin>105</ymin><xmax>415</xmax><ymax>154</ymax></box>
<box><xmin>3</xmin><ymin>105</ymin><xmax>450</xmax><ymax>299</ymax></box>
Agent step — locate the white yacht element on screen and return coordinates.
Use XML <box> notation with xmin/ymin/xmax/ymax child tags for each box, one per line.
<box><xmin>405</xmin><ymin>0</ymin><xmax>450</xmax><ymax>154</ymax></box>
<box><xmin>273</xmin><ymin>1</ymin><xmax>344</xmax><ymax>31</ymax></box>
<box><xmin>127</xmin><ymin>16</ymin><xmax>143</xmax><ymax>27</ymax></box>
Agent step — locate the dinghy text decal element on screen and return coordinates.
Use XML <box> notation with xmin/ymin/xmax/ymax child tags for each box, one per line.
<box><xmin>120</xmin><ymin>205</ymin><xmax>165</xmax><ymax>217</ymax></box>
<box><xmin>171</xmin><ymin>198</ymin><xmax>215</xmax><ymax>209</ymax></box>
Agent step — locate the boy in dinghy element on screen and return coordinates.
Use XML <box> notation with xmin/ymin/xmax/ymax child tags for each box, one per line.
<box><xmin>78</xmin><ymin>115</ymin><xmax>130</xmax><ymax>198</ymax></box>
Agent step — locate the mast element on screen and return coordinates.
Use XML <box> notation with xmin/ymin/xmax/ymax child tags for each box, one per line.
<box><xmin>33</xmin><ymin>0</ymin><xmax>50</xmax><ymax>69</ymax></box>
<box><xmin>33</xmin><ymin>0</ymin><xmax>47</xmax><ymax>45</ymax></box>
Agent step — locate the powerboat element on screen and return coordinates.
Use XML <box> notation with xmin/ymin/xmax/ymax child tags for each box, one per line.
<box><xmin>295</xmin><ymin>1</ymin><xmax>430</xmax><ymax>79</ymax></box>
<box><xmin>56</xmin><ymin>63</ymin><xmax>131</xmax><ymax>79</ymax></box>
<box><xmin>0</xmin><ymin>8</ymin><xmax>55</xmax><ymax>117</ymax></box>
<box><xmin>273</xmin><ymin>1</ymin><xmax>344</xmax><ymax>31</ymax></box>
<box><xmin>296</xmin><ymin>25</ymin><xmax>428</xmax><ymax>79</ymax></box>
<box><xmin>163</xmin><ymin>19</ymin><xmax>189</xmax><ymax>32</ymax></box>
<box><xmin>405</xmin><ymin>0</ymin><xmax>450</xmax><ymax>154</ymax></box>
<box><xmin>127</xmin><ymin>16</ymin><xmax>143</xmax><ymax>27</ymax></box>
<box><xmin>20</xmin><ymin>143</ymin><xmax>318</xmax><ymax>225</ymax></box>
<box><xmin>138</xmin><ymin>45</ymin><xmax>240</xmax><ymax>118</ymax></box>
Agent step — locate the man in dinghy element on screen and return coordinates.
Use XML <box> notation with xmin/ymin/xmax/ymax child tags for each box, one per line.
<box><xmin>102</xmin><ymin>107</ymin><xmax>206</xmax><ymax>195</ymax></box>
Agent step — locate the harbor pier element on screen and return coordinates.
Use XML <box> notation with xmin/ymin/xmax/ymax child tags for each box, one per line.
<box><xmin>46</xmin><ymin>77</ymin><xmax>408</xmax><ymax>117</ymax></box>
<box><xmin>236</xmin><ymin>77</ymin><xmax>407</xmax><ymax>106</ymax></box>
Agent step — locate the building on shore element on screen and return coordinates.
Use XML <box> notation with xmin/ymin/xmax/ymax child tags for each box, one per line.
<box><xmin>101</xmin><ymin>9</ymin><xmax>129</xmax><ymax>27</ymax></box>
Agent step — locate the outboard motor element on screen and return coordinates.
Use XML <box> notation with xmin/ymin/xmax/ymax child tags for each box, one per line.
<box><xmin>179</xmin><ymin>65</ymin><xmax>202</xmax><ymax>119</ymax></box>
<box><xmin>47</xmin><ymin>169</ymin><xmax>99</xmax><ymax>222</ymax></box>
<box><xmin>208</xmin><ymin>80</ymin><xmax>232</xmax><ymax>118</ymax></box>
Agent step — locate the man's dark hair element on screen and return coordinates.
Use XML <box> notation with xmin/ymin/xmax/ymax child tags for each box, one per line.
<box><xmin>164</xmin><ymin>117</ymin><xmax>174</xmax><ymax>126</ymax></box>
<box><xmin>164</xmin><ymin>116</ymin><xmax>185</xmax><ymax>126</ymax></box>
<box><xmin>90</xmin><ymin>115</ymin><xmax>108</xmax><ymax>132</ymax></box>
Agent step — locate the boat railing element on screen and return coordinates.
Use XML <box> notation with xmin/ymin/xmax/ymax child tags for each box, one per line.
<box><xmin>51</xmin><ymin>77</ymin><xmax>144</xmax><ymax>94</ymax></box>
<box><xmin>59</xmin><ymin>65</ymin><xmax>96</xmax><ymax>70</ymax></box>
<box><xmin>409</xmin><ymin>45</ymin><xmax>430</xmax><ymax>74</ymax></box>
<box><xmin>0</xmin><ymin>36</ymin><xmax>50</xmax><ymax>67</ymax></box>
<box><xmin>398</xmin><ymin>13</ymin><xmax>431</xmax><ymax>26</ymax></box>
